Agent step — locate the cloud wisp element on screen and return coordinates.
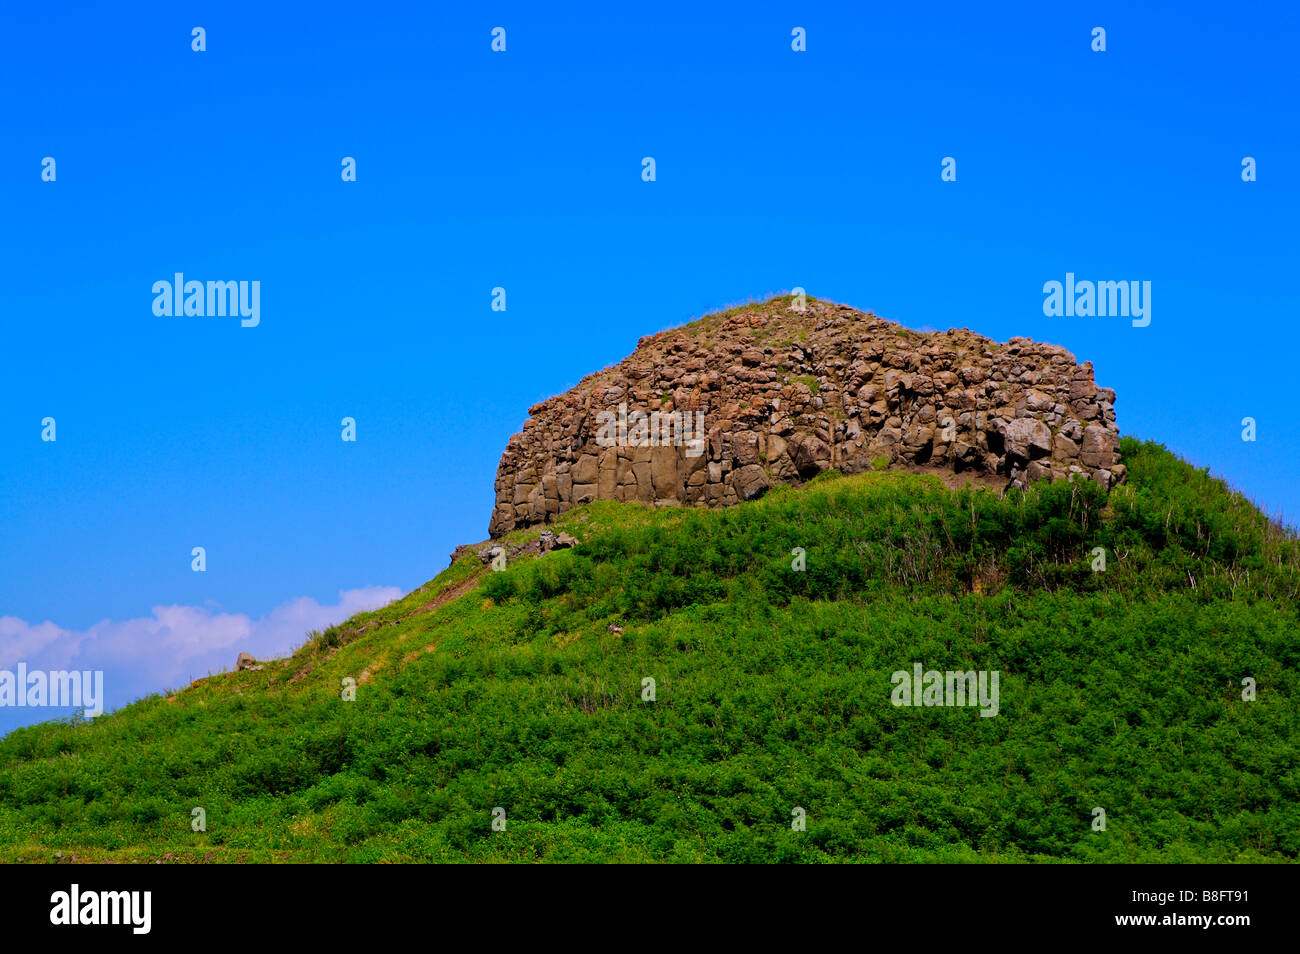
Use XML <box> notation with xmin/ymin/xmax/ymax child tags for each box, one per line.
<box><xmin>0</xmin><ymin>586</ymin><xmax>401</xmax><ymax>733</ymax></box>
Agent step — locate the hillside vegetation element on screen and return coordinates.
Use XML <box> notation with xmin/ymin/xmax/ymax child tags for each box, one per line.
<box><xmin>1</xmin><ymin>438</ymin><xmax>1296</xmax><ymax>862</ymax></box>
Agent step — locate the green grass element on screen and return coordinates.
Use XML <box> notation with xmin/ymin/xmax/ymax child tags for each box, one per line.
<box><xmin>0</xmin><ymin>438</ymin><xmax>1296</xmax><ymax>862</ymax></box>
<box><xmin>794</xmin><ymin>374</ymin><xmax>820</xmax><ymax>395</ymax></box>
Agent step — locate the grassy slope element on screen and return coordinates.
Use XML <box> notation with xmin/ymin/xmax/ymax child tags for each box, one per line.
<box><xmin>0</xmin><ymin>438</ymin><xmax>1296</xmax><ymax>863</ymax></box>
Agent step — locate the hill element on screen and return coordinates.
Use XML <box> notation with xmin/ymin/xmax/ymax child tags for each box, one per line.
<box><xmin>0</xmin><ymin>438</ymin><xmax>1296</xmax><ymax>862</ymax></box>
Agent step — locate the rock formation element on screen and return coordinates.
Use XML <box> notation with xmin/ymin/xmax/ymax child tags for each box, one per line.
<box><xmin>488</xmin><ymin>296</ymin><xmax>1122</xmax><ymax>536</ymax></box>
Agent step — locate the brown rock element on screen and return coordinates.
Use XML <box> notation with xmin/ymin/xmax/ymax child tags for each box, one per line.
<box><xmin>1081</xmin><ymin>425</ymin><xmax>1116</xmax><ymax>468</ymax></box>
<box><xmin>732</xmin><ymin>464</ymin><xmax>770</xmax><ymax>501</ymax></box>
<box><xmin>483</xmin><ymin>296</ymin><xmax>1123</xmax><ymax>535</ymax></box>
<box><xmin>787</xmin><ymin>433</ymin><xmax>832</xmax><ymax>477</ymax></box>
<box><xmin>1004</xmin><ymin>418</ymin><xmax>1052</xmax><ymax>461</ymax></box>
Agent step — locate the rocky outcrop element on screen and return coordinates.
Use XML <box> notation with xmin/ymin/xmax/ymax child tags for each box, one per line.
<box><xmin>488</xmin><ymin>296</ymin><xmax>1123</xmax><ymax>536</ymax></box>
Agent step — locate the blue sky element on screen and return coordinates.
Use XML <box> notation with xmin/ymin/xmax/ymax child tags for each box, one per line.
<box><xmin>1</xmin><ymin>0</ymin><xmax>1296</xmax><ymax>732</ymax></box>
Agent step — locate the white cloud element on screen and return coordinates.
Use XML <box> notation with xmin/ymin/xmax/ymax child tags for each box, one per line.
<box><xmin>0</xmin><ymin>586</ymin><xmax>401</xmax><ymax>723</ymax></box>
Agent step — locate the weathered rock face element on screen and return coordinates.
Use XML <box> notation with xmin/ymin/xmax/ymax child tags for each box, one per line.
<box><xmin>488</xmin><ymin>296</ymin><xmax>1123</xmax><ymax>536</ymax></box>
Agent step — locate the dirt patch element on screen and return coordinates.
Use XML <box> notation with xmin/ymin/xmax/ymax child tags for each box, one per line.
<box><xmin>402</xmin><ymin>570</ymin><xmax>484</xmax><ymax>619</ymax></box>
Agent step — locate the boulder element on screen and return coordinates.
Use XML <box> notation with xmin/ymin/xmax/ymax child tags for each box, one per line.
<box><xmin>1081</xmin><ymin>424</ymin><xmax>1116</xmax><ymax>468</ymax></box>
<box><xmin>1004</xmin><ymin>418</ymin><xmax>1052</xmax><ymax>461</ymax></box>
<box><xmin>787</xmin><ymin>432</ymin><xmax>832</xmax><ymax>477</ymax></box>
<box><xmin>732</xmin><ymin>464</ymin><xmax>770</xmax><ymax>501</ymax></box>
